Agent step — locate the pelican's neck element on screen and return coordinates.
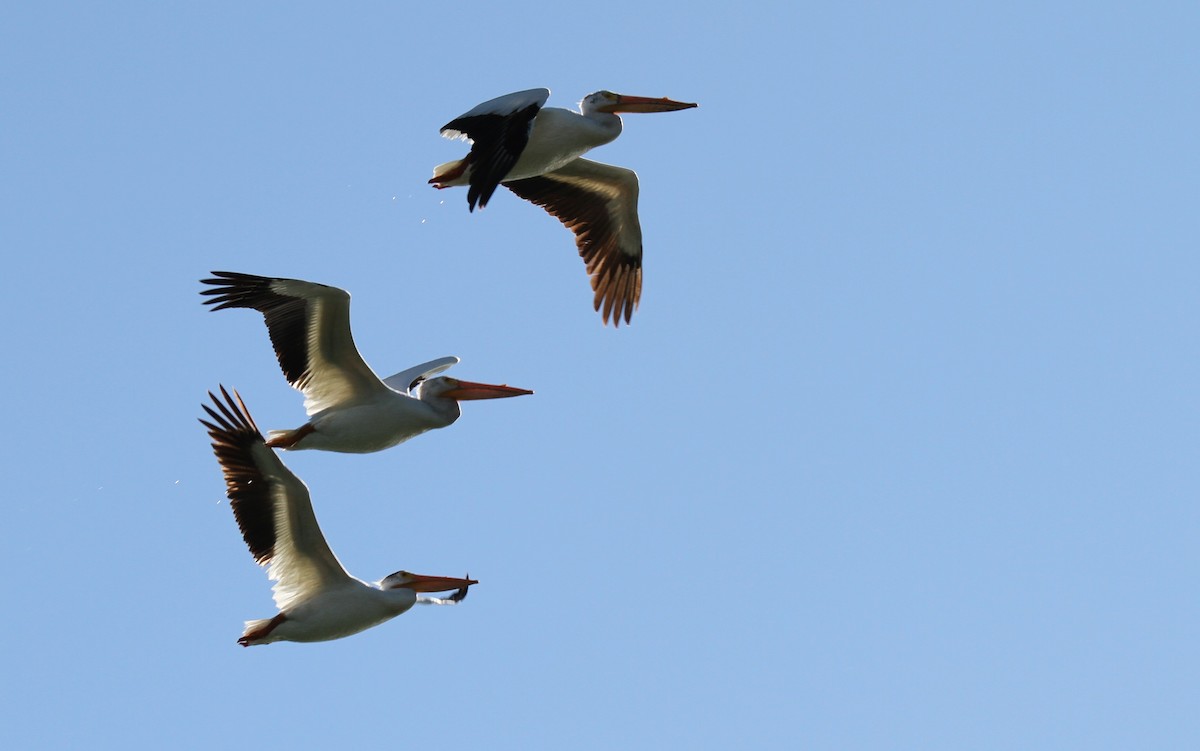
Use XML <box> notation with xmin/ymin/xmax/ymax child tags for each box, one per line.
<box><xmin>508</xmin><ymin>107</ymin><xmax>622</xmax><ymax>180</ymax></box>
<box><xmin>374</xmin><ymin>584</ymin><xmax>419</xmax><ymax>615</ymax></box>
<box><xmin>415</xmin><ymin>394</ymin><xmax>462</xmax><ymax>428</ymax></box>
<box><xmin>579</xmin><ymin>109</ymin><xmax>623</xmax><ymax>145</ymax></box>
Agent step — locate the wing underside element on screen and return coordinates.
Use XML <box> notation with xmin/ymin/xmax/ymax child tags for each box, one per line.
<box><xmin>504</xmin><ymin>158</ymin><xmax>644</xmax><ymax>325</ymax></box>
<box><xmin>201</xmin><ymin>387</ymin><xmax>353</xmax><ymax>611</ymax></box>
<box><xmin>201</xmin><ymin>271</ymin><xmax>388</xmax><ymax>414</ymax></box>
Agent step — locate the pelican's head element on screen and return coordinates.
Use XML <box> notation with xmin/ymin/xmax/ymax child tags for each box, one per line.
<box><xmin>381</xmin><ymin>570</ymin><xmax>479</xmax><ymax>593</ymax></box>
<box><xmin>581</xmin><ymin>90</ymin><xmax>698</xmax><ymax>115</ymax></box>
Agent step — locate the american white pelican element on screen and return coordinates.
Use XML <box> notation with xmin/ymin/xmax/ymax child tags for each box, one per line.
<box><xmin>430</xmin><ymin>88</ymin><xmax>697</xmax><ymax>326</ymax></box>
<box><xmin>200</xmin><ymin>271</ymin><xmax>533</xmax><ymax>453</ymax></box>
<box><xmin>200</xmin><ymin>387</ymin><xmax>477</xmax><ymax>646</ymax></box>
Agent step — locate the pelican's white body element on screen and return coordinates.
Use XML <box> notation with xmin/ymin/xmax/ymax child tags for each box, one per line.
<box><xmin>243</xmin><ymin>580</ymin><xmax>418</xmax><ymax>645</ymax></box>
<box><xmin>271</xmin><ymin>390</ymin><xmax>457</xmax><ymax>453</ymax></box>
<box><xmin>435</xmin><ymin>102</ymin><xmax>623</xmax><ymax>186</ymax></box>
<box><xmin>511</xmin><ymin>107</ymin><xmax>622</xmax><ymax>177</ymax></box>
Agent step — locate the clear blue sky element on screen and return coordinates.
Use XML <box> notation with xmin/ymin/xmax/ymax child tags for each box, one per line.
<box><xmin>3</xmin><ymin>2</ymin><xmax>1197</xmax><ymax>749</ymax></box>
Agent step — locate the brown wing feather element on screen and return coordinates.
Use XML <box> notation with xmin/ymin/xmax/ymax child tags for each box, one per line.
<box><xmin>200</xmin><ymin>387</ymin><xmax>352</xmax><ymax>610</ymax></box>
<box><xmin>199</xmin><ymin>386</ymin><xmax>277</xmax><ymax>564</ymax></box>
<box><xmin>504</xmin><ymin>159</ymin><xmax>643</xmax><ymax>326</ymax></box>
<box><xmin>200</xmin><ymin>272</ymin><xmax>315</xmax><ymax>386</ymax></box>
<box><xmin>200</xmin><ymin>272</ymin><xmax>386</xmax><ymax>414</ymax></box>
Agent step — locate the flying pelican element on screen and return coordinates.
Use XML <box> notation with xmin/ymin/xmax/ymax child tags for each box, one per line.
<box><xmin>430</xmin><ymin>88</ymin><xmax>697</xmax><ymax>326</ymax></box>
<box><xmin>200</xmin><ymin>271</ymin><xmax>532</xmax><ymax>453</ymax></box>
<box><xmin>200</xmin><ymin>386</ymin><xmax>477</xmax><ymax>646</ymax></box>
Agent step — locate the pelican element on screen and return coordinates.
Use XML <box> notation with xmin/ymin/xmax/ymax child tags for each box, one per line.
<box><xmin>200</xmin><ymin>271</ymin><xmax>533</xmax><ymax>453</ymax></box>
<box><xmin>430</xmin><ymin>88</ymin><xmax>697</xmax><ymax>326</ymax></box>
<box><xmin>200</xmin><ymin>387</ymin><xmax>477</xmax><ymax>646</ymax></box>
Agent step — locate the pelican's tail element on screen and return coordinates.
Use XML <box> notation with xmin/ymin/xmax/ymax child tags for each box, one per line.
<box><xmin>265</xmin><ymin>429</ymin><xmax>293</xmax><ymax>447</ymax></box>
<box><xmin>238</xmin><ymin>614</ymin><xmax>286</xmax><ymax>647</ymax></box>
<box><xmin>430</xmin><ymin>158</ymin><xmax>470</xmax><ymax>188</ymax></box>
<box><xmin>264</xmin><ymin>424</ymin><xmax>314</xmax><ymax>450</ymax></box>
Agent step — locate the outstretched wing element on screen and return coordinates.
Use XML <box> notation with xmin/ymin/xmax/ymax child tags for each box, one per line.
<box><xmin>200</xmin><ymin>387</ymin><xmax>353</xmax><ymax>611</ymax></box>
<box><xmin>504</xmin><ymin>158</ymin><xmax>643</xmax><ymax>326</ymax></box>
<box><xmin>380</xmin><ymin>356</ymin><xmax>460</xmax><ymax>393</ymax></box>
<box><xmin>200</xmin><ymin>271</ymin><xmax>389</xmax><ymax>415</ymax></box>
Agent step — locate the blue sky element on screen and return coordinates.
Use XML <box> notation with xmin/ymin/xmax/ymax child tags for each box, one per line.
<box><xmin>2</xmin><ymin>2</ymin><xmax>1197</xmax><ymax>748</ymax></box>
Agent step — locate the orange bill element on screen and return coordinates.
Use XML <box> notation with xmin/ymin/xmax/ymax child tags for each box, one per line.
<box><xmin>609</xmin><ymin>94</ymin><xmax>698</xmax><ymax>113</ymax></box>
<box><xmin>403</xmin><ymin>573</ymin><xmax>479</xmax><ymax>593</ymax></box>
<box><xmin>439</xmin><ymin>378</ymin><xmax>534</xmax><ymax>401</ymax></box>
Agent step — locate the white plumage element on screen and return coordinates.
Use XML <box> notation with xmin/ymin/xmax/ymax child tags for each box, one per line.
<box><xmin>200</xmin><ymin>387</ymin><xmax>477</xmax><ymax>646</ymax></box>
<box><xmin>431</xmin><ymin>88</ymin><xmax>697</xmax><ymax>326</ymax></box>
<box><xmin>201</xmin><ymin>271</ymin><xmax>532</xmax><ymax>453</ymax></box>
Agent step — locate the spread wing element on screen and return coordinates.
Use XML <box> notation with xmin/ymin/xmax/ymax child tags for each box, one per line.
<box><xmin>504</xmin><ymin>158</ymin><xmax>643</xmax><ymax>326</ymax></box>
<box><xmin>200</xmin><ymin>387</ymin><xmax>354</xmax><ymax>611</ymax></box>
<box><xmin>201</xmin><ymin>271</ymin><xmax>389</xmax><ymax>415</ymax></box>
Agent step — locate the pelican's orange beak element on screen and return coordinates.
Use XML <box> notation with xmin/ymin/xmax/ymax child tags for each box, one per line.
<box><xmin>609</xmin><ymin>94</ymin><xmax>698</xmax><ymax>114</ymax></box>
<box><xmin>440</xmin><ymin>379</ymin><xmax>534</xmax><ymax>401</ymax></box>
<box><xmin>404</xmin><ymin>573</ymin><xmax>479</xmax><ymax>593</ymax></box>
